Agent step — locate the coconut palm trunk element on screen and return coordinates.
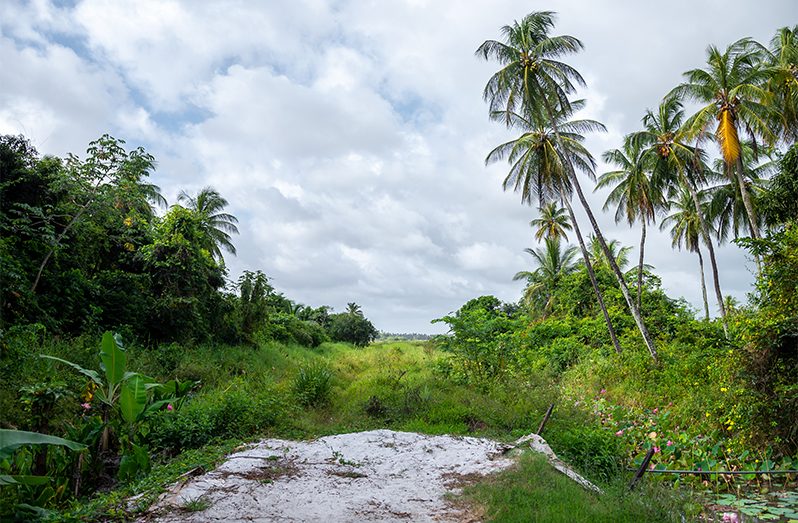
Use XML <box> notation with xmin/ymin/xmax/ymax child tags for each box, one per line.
<box><xmin>696</xmin><ymin>243</ymin><xmax>710</xmax><ymax>320</ymax></box>
<box><xmin>637</xmin><ymin>220</ymin><xmax>646</xmax><ymax>311</ymax></box>
<box><xmin>734</xmin><ymin>158</ymin><xmax>760</xmax><ymax>240</ymax></box>
<box><xmin>543</xmin><ymin>101</ymin><xmax>658</xmax><ymax>361</ymax></box>
<box><xmin>562</xmin><ymin>198</ymin><xmax>622</xmax><ymax>354</ymax></box>
<box><xmin>682</xmin><ymin>175</ymin><xmax>729</xmax><ymax>335</ymax></box>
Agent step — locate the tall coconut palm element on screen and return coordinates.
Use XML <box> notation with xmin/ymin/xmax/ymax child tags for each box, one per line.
<box><xmin>485</xmin><ymin>100</ymin><xmax>622</xmax><ymax>353</ymax></box>
<box><xmin>177</xmin><ymin>186</ymin><xmax>239</xmax><ymax>262</ymax></box>
<box><xmin>627</xmin><ymin>97</ymin><xmax>729</xmax><ymax>335</ymax></box>
<box><xmin>597</xmin><ymin>141</ymin><xmax>664</xmax><ymax>309</ymax></box>
<box><xmin>671</xmin><ymin>38</ymin><xmax>774</xmax><ymax>240</ymax></box>
<box><xmin>513</xmin><ymin>237</ymin><xmax>578</xmax><ymax>314</ymax></box>
<box><xmin>478</xmin><ymin>11</ymin><xmax>657</xmax><ymax>360</ymax></box>
<box><xmin>660</xmin><ymin>186</ymin><xmax>712</xmax><ymax>320</ymax></box>
<box><xmin>765</xmin><ymin>25</ymin><xmax>798</xmax><ymax>143</ymax></box>
<box><xmin>530</xmin><ymin>202</ymin><xmax>572</xmax><ymax>242</ymax></box>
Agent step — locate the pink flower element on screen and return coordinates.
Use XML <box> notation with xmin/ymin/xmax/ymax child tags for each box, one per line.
<box><xmin>722</xmin><ymin>512</ymin><xmax>739</xmax><ymax>523</ymax></box>
<box><xmin>166</xmin><ymin>403</ymin><xmax>174</xmax><ymax>411</ymax></box>
<box><xmin>81</xmin><ymin>403</ymin><xmax>91</xmax><ymax>410</ymax></box>
<box><xmin>653</xmin><ymin>446</ymin><xmax>661</xmax><ymax>454</ymax></box>
<box><xmin>600</xmin><ymin>389</ymin><xmax>606</xmax><ymax>394</ymax></box>
<box><xmin>666</xmin><ymin>440</ymin><xmax>674</xmax><ymax>447</ymax></box>
<box><xmin>615</xmin><ymin>430</ymin><xmax>624</xmax><ymax>436</ymax></box>
<box><xmin>653</xmin><ymin>408</ymin><xmax>659</xmax><ymax>414</ymax></box>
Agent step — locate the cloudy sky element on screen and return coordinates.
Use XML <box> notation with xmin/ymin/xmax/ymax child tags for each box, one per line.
<box><xmin>1</xmin><ymin>1</ymin><xmax>793</xmax><ymax>333</ymax></box>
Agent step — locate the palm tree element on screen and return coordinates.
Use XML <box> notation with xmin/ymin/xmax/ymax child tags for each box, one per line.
<box><xmin>587</xmin><ymin>236</ymin><xmax>632</xmax><ymax>272</ymax></box>
<box><xmin>660</xmin><ymin>186</ymin><xmax>712</xmax><ymax>320</ymax></box>
<box><xmin>484</xmin><ymin>100</ymin><xmax>622</xmax><ymax>354</ymax></box>
<box><xmin>765</xmin><ymin>25</ymin><xmax>798</xmax><ymax>143</ymax></box>
<box><xmin>478</xmin><ymin>11</ymin><xmax>656</xmax><ymax>358</ymax></box>
<box><xmin>513</xmin><ymin>237</ymin><xmax>578</xmax><ymax>314</ymax></box>
<box><xmin>530</xmin><ymin>202</ymin><xmax>572</xmax><ymax>242</ymax></box>
<box><xmin>597</xmin><ymin>141</ymin><xmax>664</xmax><ymax>309</ymax></box>
<box><xmin>627</xmin><ymin>97</ymin><xmax>729</xmax><ymax>335</ymax></box>
<box><xmin>177</xmin><ymin>186</ymin><xmax>239</xmax><ymax>262</ymax></box>
<box><xmin>346</xmin><ymin>302</ymin><xmax>363</xmax><ymax>316</ymax></box>
<box><xmin>707</xmin><ymin>143</ymin><xmax>773</xmax><ymax>244</ymax></box>
<box><xmin>670</xmin><ymin>38</ymin><xmax>774</xmax><ymax>240</ymax></box>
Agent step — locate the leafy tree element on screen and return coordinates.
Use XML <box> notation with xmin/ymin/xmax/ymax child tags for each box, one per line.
<box><xmin>141</xmin><ymin>206</ymin><xmax>226</xmax><ymax>342</ymax></box>
<box><xmin>30</xmin><ymin>135</ymin><xmax>156</xmax><ymax>293</ymax></box>
<box><xmin>477</xmin><ymin>11</ymin><xmax>657</xmax><ymax>360</ymax></box>
<box><xmin>237</xmin><ymin>270</ymin><xmax>274</xmax><ymax>344</ymax></box>
<box><xmin>432</xmin><ymin>296</ymin><xmax>520</xmax><ymax>379</ymax></box>
<box><xmin>177</xmin><ymin>187</ymin><xmax>239</xmax><ymax>262</ymax></box>
<box><xmin>328</xmin><ymin>306</ymin><xmax>377</xmax><ymax>347</ymax></box>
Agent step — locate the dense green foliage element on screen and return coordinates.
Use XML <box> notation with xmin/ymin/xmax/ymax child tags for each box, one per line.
<box><xmin>0</xmin><ymin>135</ymin><xmax>377</xmax><ymax>348</ymax></box>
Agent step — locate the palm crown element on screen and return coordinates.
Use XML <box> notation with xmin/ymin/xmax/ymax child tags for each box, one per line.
<box><xmin>177</xmin><ymin>186</ymin><xmax>240</xmax><ymax>262</ymax></box>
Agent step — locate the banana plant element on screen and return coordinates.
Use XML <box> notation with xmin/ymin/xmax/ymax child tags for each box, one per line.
<box><xmin>0</xmin><ymin>429</ymin><xmax>86</xmax><ymax>486</ymax></box>
<box><xmin>41</xmin><ymin>332</ymin><xmax>180</xmax><ymax>480</ymax></box>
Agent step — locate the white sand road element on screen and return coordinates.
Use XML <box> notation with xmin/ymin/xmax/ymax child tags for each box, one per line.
<box><xmin>137</xmin><ymin>430</ymin><xmax>517</xmax><ymax>522</ymax></box>
<box><xmin>137</xmin><ymin>429</ymin><xmax>599</xmax><ymax>522</ymax></box>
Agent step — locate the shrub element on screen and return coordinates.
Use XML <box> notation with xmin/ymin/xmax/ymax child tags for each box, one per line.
<box><xmin>549</xmin><ymin>426</ymin><xmax>624</xmax><ymax>483</ymax></box>
<box><xmin>293</xmin><ymin>363</ymin><xmax>333</xmax><ymax>407</ymax></box>
<box><xmin>149</xmin><ymin>380</ymin><xmax>283</xmax><ymax>454</ymax></box>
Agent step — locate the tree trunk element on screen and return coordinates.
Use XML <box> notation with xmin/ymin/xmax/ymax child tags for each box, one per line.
<box><xmin>637</xmin><ymin>220</ymin><xmax>646</xmax><ymax>311</ymax></box>
<box><xmin>30</xmin><ymin>204</ymin><xmax>91</xmax><ymax>293</ymax></box>
<box><xmin>696</xmin><ymin>244</ymin><xmax>710</xmax><ymax>321</ymax></box>
<box><xmin>681</xmin><ymin>176</ymin><xmax>729</xmax><ymax>336</ymax></box>
<box><xmin>542</xmin><ymin>100</ymin><xmax>657</xmax><ymax>361</ymax></box>
<box><xmin>734</xmin><ymin>157</ymin><xmax>759</xmax><ymax>240</ymax></box>
<box><xmin>562</xmin><ymin>198</ymin><xmax>622</xmax><ymax>354</ymax></box>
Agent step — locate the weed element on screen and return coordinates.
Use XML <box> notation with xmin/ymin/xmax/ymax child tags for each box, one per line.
<box><xmin>181</xmin><ymin>496</ymin><xmax>211</xmax><ymax>512</ymax></box>
<box><xmin>293</xmin><ymin>363</ymin><xmax>333</xmax><ymax>407</ymax></box>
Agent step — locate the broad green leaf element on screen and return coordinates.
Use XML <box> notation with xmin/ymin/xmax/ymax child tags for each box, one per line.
<box><xmin>120</xmin><ymin>375</ymin><xmax>147</xmax><ymax>424</ymax></box>
<box><xmin>0</xmin><ymin>429</ymin><xmax>86</xmax><ymax>456</ymax></box>
<box><xmin>39</xmin><ymin>355</ymin><xmax>102</xmax><ymax>386</ymax></box>
<box><xmin>0</xmin><ymin>474</ymin><xmax>51</xmax><ymax>486</ymax></box>
<box><xmin>100</xmin><ymin>331</ymin><xmax>127</xmax><ymax>386</ymax></box>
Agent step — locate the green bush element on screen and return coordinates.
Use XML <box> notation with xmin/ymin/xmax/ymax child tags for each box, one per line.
<box><xmin>292</xmin><ymin>363</ymin><xmax>333</xmax><ymax>407</ymax></box>
<box><xmin>260</xmin><ymin>313</ymin><xmax>328</xmax><ymax>348</ymax></box>
<box><xmin>549</xmin><ymin>426</ymin><xmax>624</xmax><ymax>483</ymax></box>
<box><xmin>149</xmin><ymin>380</ymin><xmax>284</xmax><ymax>453</ymax></box>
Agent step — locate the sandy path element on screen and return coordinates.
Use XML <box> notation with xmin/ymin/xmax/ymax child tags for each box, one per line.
<box><xmin>141</xmin><ymin>429</ymin><xmax>515</xmax><ymax>522</ymax></box>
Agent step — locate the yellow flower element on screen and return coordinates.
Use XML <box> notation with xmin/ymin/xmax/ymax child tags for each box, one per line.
<box><xmin>720</xmin><ymin>387</ymin><xmax>728</xmax><ymax>393</ymax></box>
<box><xmin>705</xmin><ymin>412</ymin><xmax>711</xmax><ymax>417</ymax></box>
<box><xmin>123</xmin><ymin>217</ymin><xmax>133</xmax><ymax>227</ymax></box>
